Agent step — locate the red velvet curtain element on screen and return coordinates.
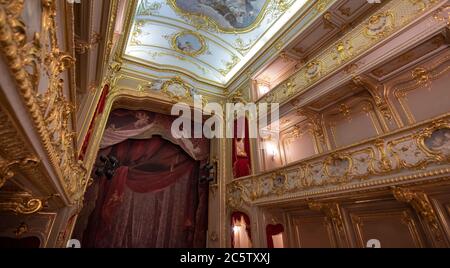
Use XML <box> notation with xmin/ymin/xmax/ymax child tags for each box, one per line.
<box><xmin>79</xmin><ymin>84</ymin><xmax>110</xmax><ymax>160</ymax></box>
<box><xmin>230</xmin><ymin>211</ymin><xmax>251</xmax><ymax>248</ymax></box>
<box><xmin>82</xmin><ymin>136</ymin><xmax>208</xmax><ymax>248</ymax></box>
<box><xmin>232</xmin><ymin>117</ymin><xmax>251</xmax><ymax>178</ymax></box>
<box><xmin>266</xmin><ymin>224</ymin><xmax>284</xmax><ymax>248</ymax></box>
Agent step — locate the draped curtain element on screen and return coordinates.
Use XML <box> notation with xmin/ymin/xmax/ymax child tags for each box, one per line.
<box><xmin>266</xmin><ymin>224</ymin><xmax>284</xmax><ymax>248</ymax></box>
<box><xmin>231</xmin><ymin>211</ymin><xmax>252</xmax><ymax>248</ymax></box>
<box><xmin>82</xmin><ymin>137</ymin><xmax>208</xmax><ymax>248</ymax></box>
<box><xmin>79</xmin><ymin>84</ymin><xmax>109</xmax><ymax>160</ymax></box>
<box><xmin>232</xmin><ymin>117</ymin><xmax>251</xmax><ymax>178</ymax></box>
<box><xmin>100</xmin><ymin>109</ymin><xmax>209</xmax><ymax>161</ymax></box>
<box><xmin>76</xmin><ymin>110</ymin><xmax>210</xmax><ymax>248</ymax></box>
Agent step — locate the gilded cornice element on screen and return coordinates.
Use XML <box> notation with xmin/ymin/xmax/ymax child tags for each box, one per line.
<box><xmin>100</xmin><ymin>0</ymin><xmax>120</xmax><ymax>81</ymax></box>
<box><xmin>117</xmin><ymin>0</ymin><xmax>329</xmax><ymax>90</ymax></box>
<box><xmin>227</xmin><ymin>0</ymin><xmax>333</xmax><ymax>93</ymax></box>
<box><xmin>0</xmin><ymin>0</ymin><xmax>87</xmax><ymax>206</ymax></box>
<box><xmin>0</xmin><ymin>105</ymin><xmax>56</xmax><ymax>212</ymax></box>
<box><xmin>0</xmin><ymin>193</ymin><xmax>43</xmax><ymax>215</ymax></box>
<box><xmin>227</xmin><ymin>113</ymin><xmax>450</xmax><ymax>207</ymax></box>
<box><xmin>392</xmin><ymin>186</ymin><xmax>446</xmax><ymax>245</ymax></box>
<box><xmin>258</xmin><ymin>0</ymin><xmax>446</xmax><ymax>106</ymax></box>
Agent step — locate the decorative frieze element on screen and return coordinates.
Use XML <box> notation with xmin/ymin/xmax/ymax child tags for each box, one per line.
<box><xmin>258</xmin><ymin>0</ymin><xmax>445</xmax><ymax>106</ymax></box>
<box><xmin>227</xmin><ymin>114</ymin><xmax>450</xmax><ymax>207</ymax></box>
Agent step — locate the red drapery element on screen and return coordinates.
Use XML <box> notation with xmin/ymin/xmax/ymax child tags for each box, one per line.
<box><xmin>81</xmin><ymin>136</ymin><xmax>208</xmax><ymax>248</ymax></box>
<box><xmin>266</xmin><ymin>224</ymin><xmax>284</xmax><ymax>248</ymax></box>
<box><xmin>79</xmin><ymin>84</ymin><xmax>109</xmax><ymax>160</ymax></box>
<box><xmin>230</xmin><ymin>211</ymin><xmax>251</xmax><ymax>248</ymax></box>
<box><xmin>232</xmin><ymin>117</ymin><xmax>251</xmax><ymax>178</ymax></box>
<box><xmin>99</xmin><ymin>109</ymin><xmax>209</xmax><ymax>160</ymax></box>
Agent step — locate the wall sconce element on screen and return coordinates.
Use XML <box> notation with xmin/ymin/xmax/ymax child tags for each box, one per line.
<box><xmin>265</xmin><ymin>141</ymin><xmax>278</xmax><ymax>160</ymax></box>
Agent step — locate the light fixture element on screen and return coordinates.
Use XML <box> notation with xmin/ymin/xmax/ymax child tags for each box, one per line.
<box><xmin>257</xmin><ymin>83</ymin><xmax>270</xmax><ymax>96</ymax></box>
<box><xmin>265</xmin><ymin>141</ymin><xmax>278</xmax><ymax>159</ymax></box>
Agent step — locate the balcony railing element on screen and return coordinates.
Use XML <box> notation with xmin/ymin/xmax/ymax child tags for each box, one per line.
<box><xmin>227</xmin><ymin>113</ymin><xmax>450</xmax><ymax>208</ymax></box>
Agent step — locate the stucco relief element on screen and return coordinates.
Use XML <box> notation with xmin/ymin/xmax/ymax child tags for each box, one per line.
<box><xmin>173</xmin><ymin>0</ymin><xmax>268</xmax><ymax>30</ymax></box>
<box><xmin>424</xmin><ymin>128</ymin><xmax>450</xmax><ymax>155</ymax></box>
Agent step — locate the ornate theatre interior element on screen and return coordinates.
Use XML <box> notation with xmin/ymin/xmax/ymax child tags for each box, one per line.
<box><xmin>0</xmin><ymin>0</ymin><xmax>449</xmax><ymax>248</ymax></box>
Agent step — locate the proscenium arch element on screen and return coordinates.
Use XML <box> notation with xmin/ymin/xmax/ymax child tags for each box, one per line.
<box><xmin>81</xmin><ymin>86</ymin><xmax>213</xmax><ymax>189</ymax></box>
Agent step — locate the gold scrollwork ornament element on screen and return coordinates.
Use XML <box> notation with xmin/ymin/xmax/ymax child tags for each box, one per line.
<box><xmin>308</xmin><ymin>201</ymin><xmax>345</xmax><ymax>233</ymax></box>
<box><xmin>0</xmin><ymin>197</ymin><xmax>43</xmax><ymax>215</ymax></box>
<box><xmin>416</xmin><ymin>120</ymin><xmax>450</xmax><ymax>162</ymax></box>
<box><xmin>392</xmin><ymin>187</ymin><xmax>444</xmax><ymax>242</ymax></box>
<box><xmin>161</xmin><ymin>77</ymin><xmax>192</xmax><ymax>102</ymax></box>
<box><xmin>324</xmin><ymin>153</ymin><xmax>352</xmax><ymax>183</ymax></box>
<box><xmin>0</xmin><ymin>0</ymin><xmax>87</xmax><ymax>200</ymax></box>
<box><xmin>364</xmin><ymin>11</ymin><xmax>395</xmax><ymax>39</ymax></box>
<box><xmin>0</xmin><ymin>157</ymin><xmax>39</xmax><ymax>189</ymax></box>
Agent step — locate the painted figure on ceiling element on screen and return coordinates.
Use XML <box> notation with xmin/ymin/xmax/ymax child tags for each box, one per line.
<box><xmin>175</xmin><ymin>0</ymin><xmax>264</xmax><ymax>29</ymax></box>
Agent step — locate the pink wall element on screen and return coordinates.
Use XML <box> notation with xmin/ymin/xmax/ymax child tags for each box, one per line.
<box><xmin>323</xmin><ymin>98</ymin><xmax>384</xmax><ymax>149</ymax></box>
<box><xmin>282</xmin><ymin>129</ymin><xmax>316</xmax><ymax>163</ymax></box>
<box><xmin>392</xmin><ymin>74</ymin><xmax>450</xmax><ymax>124</ymax></box>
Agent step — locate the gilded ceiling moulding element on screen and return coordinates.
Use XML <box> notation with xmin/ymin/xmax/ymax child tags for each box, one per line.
<box><xmin>258</xmin><ymin>0</ymin><xmax>445</xmax><ymax>106</ymax></box>
<box><xmin>170</xmin><ymin>30</ymin><xmax>207</xmax><ymax>57</ymax></box>
<box><xmin>166</xmin><ymin>0</ymin><xmax>290</xmax><ymax>34</ymax></box>
<box><xmin>125</xmin><ymin>0</ymin><xmax>305</xmax><ymax>89</ymax></box>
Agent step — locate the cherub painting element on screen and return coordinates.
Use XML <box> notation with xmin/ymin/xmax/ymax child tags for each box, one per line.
<box><xmin>174</xmin><ymin>0</ymin><xmax>267</xmax><ymax>30</ymax></box>
<box><xmin>328</xmin><ymin>158</ymin><xmax>350</xmax><ymax>177</ymax></box>
<box><xmin>174</xmin><ymin>32</ymin><xmax>204</xmax><ymax>56</ymax></box>
<box><xmin>424</xmin><ymin>128</ymin><xmax>450</xmax><ymax>155</ymax></box>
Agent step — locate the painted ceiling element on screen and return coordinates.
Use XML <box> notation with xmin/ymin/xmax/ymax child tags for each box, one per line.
<box><xmin>124</xmin><ymin>0</ymin><xmax>308</xmax><ymax>87</ymax></box>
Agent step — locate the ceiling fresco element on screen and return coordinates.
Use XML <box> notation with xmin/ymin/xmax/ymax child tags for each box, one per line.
<box><xmin>124</xmin><ymin>0</ymin><xmax>308</xmax><ymax>87</ymax></box>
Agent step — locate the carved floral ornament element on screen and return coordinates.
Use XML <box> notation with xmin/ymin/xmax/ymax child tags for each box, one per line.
<box><xmin>0</xmin><ymin>157</ymin><xmax>40</xmax><ymax>189</ymax></box>
<box><xmin>363</xmin><ymin>11</ymin><xmax>395</xmax><ymax>39</ymax></box>
<box><xmin>416</xmin><ymin>120</ymin><xmax>450</xmax><ymax>162</ymax></box>
<box><xmin>161</xmin><ymin>77</ymin><xmax>192</xmax><ymax>101</ymax></box>
<box><xmin>0</xmin><ymin>193</ymin><xmax>44</xmax><ymax>215</ymax></box>
<box><xmin>433</xmin><ymin>4</ymin><xmax>450</xmax><ymax>26</ymax></box>
<box><xmin>392</xmin><ymin>186</ymin><xmax>444</xmax><ymax>242</ymax></box>
<box><xmin>324</xmin><ymin>153</ymin><xmax>352</xmax><ymax>183</ymax></box>
<box><xmin>271</xmin><ymin>171</ymin><xmax>288</xmax><ymax>195</ymax></box>
<box><xmin>137</xmin><ymin>76</ymin><xmax>209</xmax><ymax>105</ymax></box>
<box><xmin>227</xmin><ymin>116</ymin><xmax>450</xmax><ymax>208</ymax></box>
<box><xmin>0</xmin><ymin>0</ymin><xmax>87</xmax><ymax>204</ymax></box>
<box><xmin>305</xmin><ymin>61</ymin><xmax>322</xmax><ymax>81</ymax></box>
<box><xmin>308</xmin><ymin>201</ymin><xmax>345</xmax><ymax>232</ymax></box>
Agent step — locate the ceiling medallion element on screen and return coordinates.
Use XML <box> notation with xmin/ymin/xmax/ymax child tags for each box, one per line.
<box><xmin>161</xmin><ymin>77</ymin><xmax>192</xmax><ymax>101</ymax></box>
<box><xmin>364</xmin><ymin>11</ymin><xmax>395</xmax><ymax>39</ymax></box>
<box><xmin>171</xmin><ymin>31</ymin><xmax>207</xmax><ymax>57</ymax></box>
<box><xmin>167</xmin><ymin>0</ymin><xmax>271</xmax><ymax>33</ymax></box>
<box><xmin>305</xmin><ymin>60</ymin><xmax>322</xmax><ymax>81</ymax></box>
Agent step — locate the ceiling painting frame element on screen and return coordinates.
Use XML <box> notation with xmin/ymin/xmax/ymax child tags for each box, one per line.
<box><xmin>121</xmin><ymin>0</ymin><xmax>310</xmax><ymax>88</ymax></box>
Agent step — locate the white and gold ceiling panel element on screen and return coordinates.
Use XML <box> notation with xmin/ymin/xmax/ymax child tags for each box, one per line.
<box><xmin>124</xmin><ymin>0</ymin><xmax>308</xmax><ymax>87</ymax></box>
